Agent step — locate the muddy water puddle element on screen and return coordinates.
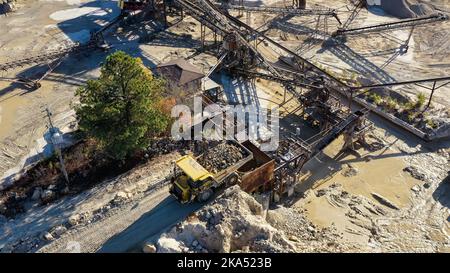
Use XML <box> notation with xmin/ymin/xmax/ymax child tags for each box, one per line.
<box><xmin>301</xmin><ymin>136</ymin><xmax>420</xmax><ymax>207</ymax></box>
<box><xmin>293</xmin><ymin>135</ymin><xmax>422</xmax><ymax>245</ymax></box>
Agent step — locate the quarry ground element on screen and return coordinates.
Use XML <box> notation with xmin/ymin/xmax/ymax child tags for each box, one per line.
<box><xmin>0</xmin><ymin>0</ymin><xmax>449</xmax><ymax>252</ymax></box>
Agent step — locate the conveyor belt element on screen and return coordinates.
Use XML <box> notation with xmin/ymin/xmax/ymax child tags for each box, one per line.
<box><xmin>334</xmin><ymin>13</ymin><xmax>448</xmax><ymax>36</ymax></box>
<box><xmin>218</xmin><ymin>3</ymin><xmax>342</xmax><ymax>24</ymax></box>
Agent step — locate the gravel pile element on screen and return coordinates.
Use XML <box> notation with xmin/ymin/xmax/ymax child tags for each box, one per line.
<box><xmin>197</xmin><ymin>142</ymin><xmax>246</xmax><ymax>174</ymax></box>
<box><xmin>151</xmin><ymin>186</ymin><xmax>359</xmax><ymax>253</ymax></box>
<box><xmin>380</xmin><ymin>0</ymin><xmax>436</xmax><ymax>18</ymax></box>
<box><xmin>151</xmin><ymin>186</ymin><xmax>296</xmax><ymax>253</ymax></box>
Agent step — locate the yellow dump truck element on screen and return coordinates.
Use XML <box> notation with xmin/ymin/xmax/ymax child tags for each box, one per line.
<box><xmin>169</xmin><ymin>140</ymin><xmax>275</xmax><ymax>203</ymax></box>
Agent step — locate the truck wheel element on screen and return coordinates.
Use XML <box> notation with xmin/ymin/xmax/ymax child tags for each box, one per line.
<box><xmin>226</xmin><ymin>173</ymin><xmax>239</xmax><ymax>187</ymax></box>
<box><xmin>197</xmin><ymin>189</ymin><xmax>213</xmax><ymax>202</ymax></box>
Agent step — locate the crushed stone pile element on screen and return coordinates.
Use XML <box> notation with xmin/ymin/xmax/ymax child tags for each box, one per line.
<box><xmin>150</xmin><ymin>186</ymin><xmax>352</xmax><ymax>253</ymax></box>
<box><xmin>409</xmin><ymin>3</ymin><xmax>435</xmax><ymax>16</ymax></box>
<box><xmin>380</xmin><ymin>0</ymin><xmax>437</xmax><ymax>18</ymax></box>
<box><xmin>197</xmin><ymin>142</ymin><xmax>245</xmax><ymax>174</ymax></box>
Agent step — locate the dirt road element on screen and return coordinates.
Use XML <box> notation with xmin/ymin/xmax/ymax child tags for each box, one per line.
<box><xmin>0</xmin><ymin>152</ymin><xmax>195</xmax><ymax>253</ymax></box>
<box><xmin>39</xmin><ymin>186</ymin><xmax>202</xmax><ymax>253</ymax></box>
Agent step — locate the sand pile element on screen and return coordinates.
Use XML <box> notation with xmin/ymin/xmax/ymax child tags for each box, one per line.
<box><xmin>379</xmin><ymin>0</ymin><xmax>437</xmax><ymax>18</ymax></box>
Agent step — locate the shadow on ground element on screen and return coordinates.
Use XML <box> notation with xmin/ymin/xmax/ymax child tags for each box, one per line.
<box><xmin>432</xmin><ymin>173</ymin><xmax>450</xmax><ymax>216</ymax></box>
<box><xmin>97</xmin><ymin>195</ymin><xmax>202</xmax><ymax>253</ymax></box>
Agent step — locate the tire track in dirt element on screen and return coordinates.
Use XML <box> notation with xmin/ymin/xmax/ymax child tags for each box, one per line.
<box><xmin>39</xmin><ymin>186</ymin><xmax>202</xmax><ymax>253</ymax></box>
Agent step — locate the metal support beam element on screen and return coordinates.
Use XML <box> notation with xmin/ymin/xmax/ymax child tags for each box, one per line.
<box><xmin>201</xmin><ymin>23</ymin><xmax>206</xmax><ymax>48</ymax></box>
<box><xmin>426</xmin><ymin>81</ymin><xmax>436</xmax><ymax>110</ymax></box>
<box><xmin>218</xmin><ymin>3</ymin><xmax>341</xmax><ymax>23</ymax></box>
<box><xmin>352</xmin><ymin>76</ymin><xmax>450</xmax><ymax>90</ymax></box>
<box><xmin>335</xmin><ymin>13</ymin><xmax>448</xmax><ymax>36</ymax></box>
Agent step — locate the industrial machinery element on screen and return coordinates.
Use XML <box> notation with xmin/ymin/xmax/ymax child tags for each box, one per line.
<box><xmin>170</xmin><ymin>140</ymin><xmax>275</xmax><ymax>203</ymax></box>
<box><xmin>118</xmin><ymin>0</ymin><xmax>151</xmax><ymax>13</ymax></box>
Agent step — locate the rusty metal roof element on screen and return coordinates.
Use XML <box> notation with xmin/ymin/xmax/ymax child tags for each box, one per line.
<box><xmin>158</xmin><ymin>59</ymin><xmax>205</xmax><ymax>85</ymax></box>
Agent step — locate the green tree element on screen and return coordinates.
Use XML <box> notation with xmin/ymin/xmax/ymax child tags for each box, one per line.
<box><xmin>75</xmin><ymin>51</ymin><xmax>170</xmax><ymax>159</ymax></box>
<box><xmin>416</xmin><ymin>92</ymin><xmax>426</xmax><ymax>108</ymax></box>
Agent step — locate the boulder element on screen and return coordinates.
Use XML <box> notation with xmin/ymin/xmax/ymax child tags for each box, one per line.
<box><xmin>42</xmin><ymin>232</ymin><xmax>54</xmax><ymax>241</ymax></box>
<box><xmin>288</xmin><ymin>235</ymin><xmax>299</xmax><ymax>242</ymax></box>
<box><xmin>68</xmin><ymin>214</ymin><xmax>81</xmax><ymax>226</ymax></box>
<box><xmin>157</xmin><ymin>237</ymin><xmax>183</xmax><ymax>253</ymax></box>
<box><xmin>112</xmin><ymin>191</ymin><xmax>129</xmax><ymax>206</ymax></box>
<box><xmin>52</xmin><ymin>225</ymin><xmax>67</xmax><ymax>237</ymax></box>
<box><xmin>307</xmin><ymin>226</ymin><xmax>316</xmax><ymax>233</ymax></box>
<box><xmin>411</xmin><ymin>185</ymin><xmax>421</xmax><ymax>193</ymax></box>
<box><xmin>403</xmin><ymin>166</ymin><xmax>426</xmax><ymax>181</ymax></box>
<box><xmin>175</xmin><ymin>223</ymin><xmax>207</xmax><ymax>246</ymax></box>
<box><xmin>142</xmin><ymin>243</ymin><xmax>157</xmax><ymax>253</ymax></box>
<box><xmin>41</xmin><ymin>190</ymin><xmax>55</xmax><ymax>201</ymax></box>
<box><xmin>116</xmin><ymin>191</ymin><xmax>128</xmax><ymax>199</ymax></box>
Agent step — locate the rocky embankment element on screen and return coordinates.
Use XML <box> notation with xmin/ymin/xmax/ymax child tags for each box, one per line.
<box><xmin>145</xmin><ymin>186</ymin><xmax>359</xmax><ymax>253</ymax></box>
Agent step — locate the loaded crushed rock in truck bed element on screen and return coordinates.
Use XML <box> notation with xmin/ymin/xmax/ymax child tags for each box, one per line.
<box><xmin>146</xmin><ymin>186</ymin><xmax>358</xmax><ymax>253</ymax></box>
<box><xmin>196</xmin><ymin>142</ymin><xmax>245</xmax><ymax>174</ymax></box>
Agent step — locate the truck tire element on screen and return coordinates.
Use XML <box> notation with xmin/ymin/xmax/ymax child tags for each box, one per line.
<box><xmin>226</xmin><ymin>173</ymin><xmax>239</xmax><ymax>187</ymax></box>
<box><xmin>197</xmin><ymin>189</ymin><xmax>213</xmax><ymax>203</ymax></box>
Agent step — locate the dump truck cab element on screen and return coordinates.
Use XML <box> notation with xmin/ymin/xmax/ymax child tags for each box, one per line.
<box><xmin>170</xmin><ymin>155</ymin><xmax>217</xmax><ymax>203</ymax></box>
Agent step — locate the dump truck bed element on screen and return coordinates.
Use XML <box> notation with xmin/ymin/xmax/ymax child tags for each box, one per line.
<box><xmin>195</xmin><ymin>140</ymin><xmax>253</xmax><ymax>183</ymax></box>
<box><xmin>238</xmin><ymin>140</ymin><xmax>275</xmax><ymax>193</ymax></box>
